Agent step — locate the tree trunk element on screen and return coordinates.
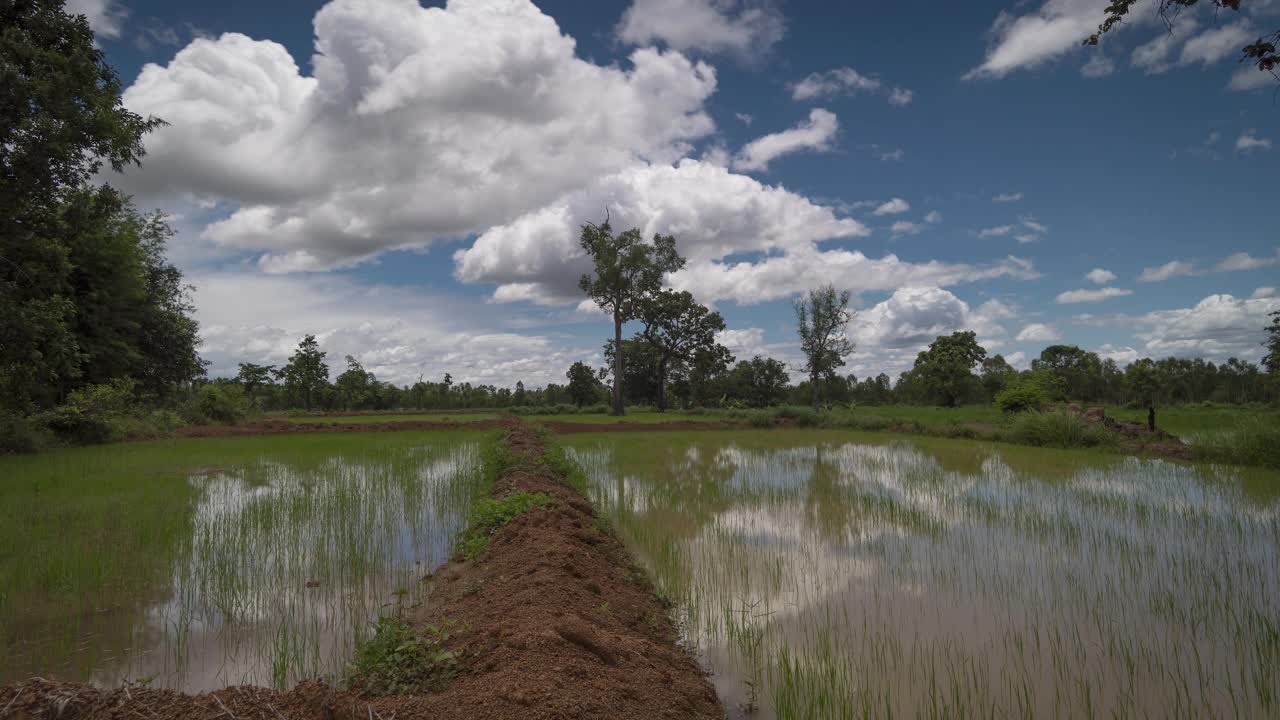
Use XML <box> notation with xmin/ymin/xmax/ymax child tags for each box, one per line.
<box><xmin>1147</xmin><ymin>406</ymin><xmax>1156</xmax><ymax>432</ymax></box>
<box><xmin>657</xmin><ymin>357</ymin><xmax>667</xmax><ymax>412</ymax></box>
<box><xmin>612</xmin><ymin>314</ymin><xmax>625</xmax><ymax>416</ymax></box>
<box><xmin>810</xmin><ymin>371</ymin><xmax>819</xmax><ymax>410</ymax></box>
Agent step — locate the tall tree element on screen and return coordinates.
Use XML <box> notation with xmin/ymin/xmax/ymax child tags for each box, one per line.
<box><xmin>980</xmin><ymin>354</ymin><xmax>1015</xmax><ymax>400</ymax></box>
<box><xmin>1086</xmin><ymin>1</ymin><xmax>1277</xmax><ymax>86</ymax></box>
<box><xmin>280</xmin><ymin>335</ymin><xmax>329</xmax><ymax>410</ymax></box>
<box><xmin>0</xmin><ymin>0</ymin><xmax>165</xmax><ymax>412</ymax></box>
<box><xmin>1125</xmin><ymin>358</ymin><xmax>1161</xmax><ymax>431</ymax></box>
<box><xmin>727</xmin><ymin>356</ymin><xmax>791</xmax><ymax>408</ymax></box>
<box><xmin>236</xmin><ymin>362</ymin><xmax>276</xmax><ymax>398</ymax></box>
<box><xmin>638</xmin><ymin>290</ymin><xmax>726</xmax><ymax>411</ymax></box>
<box><xmin>579</xmin><ymin>218</ymin><xmax>685</xmax><ymax>415</ymax></box>
<box><xmin>335</xmin><ymin>355</ymin><xmax>371</xmax><ymax>410</ymax></box>
<box><xmin>913</xmin><ymin>331</ymin><xmax>988</xmax><ymax>408</ymax></box>
<box><xmin>566</xmin><ymin>361</ymin><xmax>601</xmax><ymax>407</ymax></box>
<box><xmin>794</xmin><ymin>285</ymin><xmax>854</xmax><ymax>409</ymax></box>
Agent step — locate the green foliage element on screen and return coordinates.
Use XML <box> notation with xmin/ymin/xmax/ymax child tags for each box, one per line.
<box><xmin>197</xmin><ymin>383</ymin><xmax>252</xmax><ymax>425</ymax></box>
<box><xmin>0</xmin><ymin>1</ymin><xmax>193</xmax><ymax>415</ymax></box>
<box><xmin>912</xmin><ymin>331</ymin><xmax>987</xmax><ymax>408</ymax></box>
<box><xmin>1007</xmin><ymin>411</ymin><xmax>1118</xmax><ymax>449</ymax></box>
<box><xmin>566</xmin><ymin>361</ymin><xmax>604</xmax><ymax>407</ymax></box>
<box><xmin>540</xmin><ymin>441</ymin><xmax>590</xmax><ymax>495</ymax></box>
<box><xmin>637</xmin><ymin>289</ymin><xmax>727</xmax><ymax>411</ymax></box>
<box><xmin>1263</xmin><ymin>310</ymin><xmax>1280</xmax><ymax>377</ymax></box>
<box><xmin>456</xmin><ymin>491</ymin><xmax>552</xmax><ymax>561</ymax></box>
<box><xmin>349</xmin><ymin>615</ymin><xmax>458</xmax><ymax>695</ymax></box>
<box><xmin>727</xmin><ymin>356</ymin><xmax>791</xmax><ymax>408</ymax></box>
<box><xmin>278</xmin><ymin>335</ymin><xmax>329</xmax><ymax>410</ymax></box>
<box><xmin>0</xmin><ymin>413</ymin><xmax>52</xmax><ymax>454</ymax></box>
<box><xmin>36</xmin><ymin>379</ymin><xmax>139</xmax><ymax>444</ymax></box>
<box><xmin>794</xmin><ymin>285</ymin><xmax>854</xmax><ymax>408</ymax></box>
<box><xmin>579</xmin><ymin>218</ymin><xmax>687</xmax><ymax>415</ymax></box>
<box><xmin>995</xmin><ymin>371</ymin><xmax>1063</xmax><ymax>414</ymax></box>
<box><xmin>1190</xmin><ymin>418</ymin><xmax>1280</xmax><ymax>470</ymax></box>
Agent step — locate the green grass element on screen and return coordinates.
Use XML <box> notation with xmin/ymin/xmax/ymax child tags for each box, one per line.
<box><xmin>0</xmin><ymin>429</ymin><xmax>490</xmax><ymax>689</ymax></box>
<box><xmin>1187</xmin><ymin>417</ymin><xmax>1280</xmax><ymax>470</ymax></box>
<box><xmin>348</xmin><ymin>615</ymin><xmax>459</xmax><ymax>695</ymax></box>
<box><xmin>524</xmin><ymin>410</ymin><xmax>733</xmax><ymax>424</ymax></box>
<box><xmin>1103</xmin><ymin>404</ymin><xmax>1277</xmax><ymax>436</ymax></box>
<box><xmin>455</xmin><ymin>490</ymin><xmax>553</xmax><ymax>560</ymax></box>
<box><xmin>280</xmin><ymin>412</ymin><xmax>499</xmax><ymax>424</ymax></box>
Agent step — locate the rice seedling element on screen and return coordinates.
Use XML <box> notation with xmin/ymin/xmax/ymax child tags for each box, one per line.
<box><xmin>567</xmin><ymin>429</ymin><xmax>1280</xmax><ymax>719</ymax></box>
<box><xmin>0</xmin><ymin>430</ymin><xmax>491</xmax><ymax>691</ymax></box>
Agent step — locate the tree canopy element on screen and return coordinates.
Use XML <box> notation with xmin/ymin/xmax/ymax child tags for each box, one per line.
<box><xmin>794</xmin><ymin>285</ymin><xmax>854</xmax><ymax>408</ymax></box>
<box><xmin>638</xmin><ymin>290</ymin><xmax>726</xmax><ymax>411</ymax></box>
<box><xmin>1085</xmin><ymin>1</ymin><xmax>1277</xmax><ymax>85</ymax></box>
<box><xmin>912</xmin><ymin>331</ymin><xmax>988</xmax><ymax>408</ymax></box>
<box><xmin>579</xmin><ymin>218</ymin><xmax>685</xmax><ymax>415</ymax></box>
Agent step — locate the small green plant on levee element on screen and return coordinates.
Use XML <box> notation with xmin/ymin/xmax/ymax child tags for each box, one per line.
<box><xmin>456</xmin><ymin>491</ymin><xmax>553</xmax><ymax>560</ymax></box>
<box><xmin>349</xmin><ymin>615</ymin><xmax>458</xmax><ymax>695</ymax></box>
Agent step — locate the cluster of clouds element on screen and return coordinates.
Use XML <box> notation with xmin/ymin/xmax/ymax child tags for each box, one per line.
<box><xmin>966</xmin><ymin>0</ymin><xmax>1276</xmax><ymax>90</ymax></box>
<box><xmin>80</xmin><ymin>0</ymin><xmax>1276</xmax><ymax>385</ymax></box>
<box><xmin>789</xmin><ymin>67</ymin><xmax>914</xmax><ymax>106</ymax></box>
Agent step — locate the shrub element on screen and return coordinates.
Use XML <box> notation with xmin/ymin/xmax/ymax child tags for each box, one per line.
<box><xmin>36</xmin><ymin>379</ymin><xmax>139</xmax><ymax>444</ymax></box>
<box><xmin>580</xmin><ymin>403</ymin><xmax>609</xmax><ymax>415</ymax></box>
<box><xmin>349</xmin><ymin>615</ymin><xmax>458</xmax><ymax>695</ymax></box>
<box><xmin>197</xmin><ymin>383</ymin><xmax>252</xmax><ymax>424</ymax></box>
<box><xmin>995</xmin><ymin>381</ymin><xmax>1050</xmax><ymax>414</ymax></box>
<box><xmin>1008</xmin><ymin>411</ymin><xmax>1117</xmax><ymax>449</ymax></box>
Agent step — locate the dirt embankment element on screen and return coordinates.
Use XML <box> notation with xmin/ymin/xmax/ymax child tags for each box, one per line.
<box><xmin>174</xmin><ymin>418</ymin><xmax>509</xmax><ymax>438</ymax></box>
<box><xmin>1</xmin><ymin>419</ymin><xmax>722</xmax><ymax>720</ymax></box>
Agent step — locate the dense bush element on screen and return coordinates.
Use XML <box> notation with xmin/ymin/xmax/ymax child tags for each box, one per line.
<box><xmin>36</xmin><ymin>379</ymin><xmax>139</xmax><ymax>444</ymax></box>
<box><xmin>1006</xmin><ymin>411</ymin><xmax>1117</xmax><ymax>449</ymax></box>
<box><xmin>196</xmin><ymin>383</ymin><xmax>252</xmax><ymax>424</ymax></box>
<box><xmin>988</xmin><ymin>368</ymin><xmax>1059</xmax><ymax>409</ymax></box>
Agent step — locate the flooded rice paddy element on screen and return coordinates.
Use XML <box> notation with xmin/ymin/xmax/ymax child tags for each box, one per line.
<box><xmin>0</xmin><ymin>431</ymin><xmax>488</xmax><ymax>691</ymax></box>
<box><xmin>567</xmin><ymin>430</ymin><xmax>1280</xmax><ymax>719</ymax></box>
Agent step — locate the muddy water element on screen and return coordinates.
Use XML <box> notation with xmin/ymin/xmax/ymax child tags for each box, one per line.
<box><xmin>1</xmin><ymin>435</ymin><xmax>484</xmax><ymax>691</ymax></box>
<box><xmin>567</xmin><ymin>430</ymin><xmax>1280</xmax><ymax>719</ymax></box>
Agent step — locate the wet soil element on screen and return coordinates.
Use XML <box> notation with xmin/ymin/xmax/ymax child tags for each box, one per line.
<box><xmin>1</xmin><ymin>420</ymin><xmax>722</xmax><ymax>720</ymax></box>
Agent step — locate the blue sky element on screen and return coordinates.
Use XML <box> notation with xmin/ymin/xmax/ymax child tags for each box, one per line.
<box><xmin>77</xmin><ymin>0</ymin><xmax>1278</xmax><ymax>387</ymax></box>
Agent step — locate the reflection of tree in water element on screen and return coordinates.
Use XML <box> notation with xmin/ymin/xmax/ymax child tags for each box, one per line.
<box><xmin>803</xmin><ymin>442</ymin><xmax>855</xmax><ymax>541</ymax></box>
<box><xmin>610</xmin><ymin>438</ymin><xmax>740</xmax><ymax>541</ymax></box>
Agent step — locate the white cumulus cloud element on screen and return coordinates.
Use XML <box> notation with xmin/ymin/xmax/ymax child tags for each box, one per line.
<box><xmin>1138</xmin><ymin>260</ymin><xmax>1196</xmax><ymax>282</ymax></box>
<box><xmin>616</xmin><ymin>0</ymin><xmax>786</xmax><ymax>58</ymax></box>
<box><xmin>116</xmin><ymin>0</ymin><xmax>718</xmax><ymax>272</ymax></box>
<box><xmin>733</xmin><ymin>109</ymin><xmax>839</xmax><ymax>172</ymax></box>
<box><xmin>1055</xmin><ymin>287</ymin><xmax>1133</xmax><ymax>304</ymax></box>
<box><xmin>1086</xmin><ymin>268</ymin><xmax>1116</xmax><ymax>284</ymax></box>
<box><xmin>1016</xmin><ymin>322</ymin><xmax>1062</xmax><ymax>342</ymax></box>
<box><xmin>873</xmin><ymin>197</ymin><xmax>911</xmax><ymax>216</ymax></box>
<box><xmin>1236</xmin><ymin>129</ymin><xmax>1273</xmax><ymax>153</ymax></box>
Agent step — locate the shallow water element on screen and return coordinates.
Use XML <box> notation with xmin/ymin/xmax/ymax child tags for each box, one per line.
<box><xmin>567</xmin><ymin>430</ymin><xmax>1280</xmax><ymax>719</ymax></box>
<box><xmin>1</xmin><ymin>433</ymin><xmax>485</xmax><ymax>691</ymax></box>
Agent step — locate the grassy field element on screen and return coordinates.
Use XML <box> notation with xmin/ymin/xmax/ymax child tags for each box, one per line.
<box><xmin>0</xmin><ymin>429</ymin><xmax>491</xmax><ymax>690</ymax></box>
<box><xmin>279</xmin><ymin>412</ymin><xmax>500</xmax><ymax>424</ymax></box>
<box><xmin>567</xmin><ymin>429</ymin><xmax>1280</xmax><ymax>718</ymax></box>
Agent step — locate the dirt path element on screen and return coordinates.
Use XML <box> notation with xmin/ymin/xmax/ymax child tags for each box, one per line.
<box><xmin>1</xmin><ymin>419</ymin><xmax>722</xmax><ymax>720</ymax></box>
